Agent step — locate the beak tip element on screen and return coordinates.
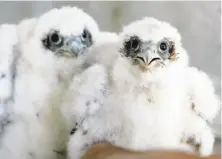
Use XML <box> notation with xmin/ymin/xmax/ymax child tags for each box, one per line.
<box><xmin>71</xmin><ymin>45</ymin><xmax>84</xmax><ymax>57</ymax></box>
<box><xmin>71</xmin><ymin>49</ymin><xmax>79</xmax><ymax>56</ymax></box>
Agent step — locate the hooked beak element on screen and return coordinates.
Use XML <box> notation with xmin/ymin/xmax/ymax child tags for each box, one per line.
<box><xmin>63</xmin><ymin>36</ymin><xmax>87</xmax><ymax>58</ymax></box>
<box><xmin>70</xmin><ymin>40</ymin><xmax>86</xmax><ymax>57</ymax></box>
<box><xmin>134</xmin><ymin>51</ymin><xmax>161</xmax><ymax>68</ymax></box>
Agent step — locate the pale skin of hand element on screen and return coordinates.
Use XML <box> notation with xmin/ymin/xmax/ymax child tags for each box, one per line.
<box><xmin>82</xmin><ymin>143</ymin><xmax>221</xmax><ymax>159</ymax></box>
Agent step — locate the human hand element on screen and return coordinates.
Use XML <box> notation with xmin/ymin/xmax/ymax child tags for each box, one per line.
<box><xmin>82</xmin><ymin>143</ymin><xmax>221</xmax><ymax>159</ymax></box>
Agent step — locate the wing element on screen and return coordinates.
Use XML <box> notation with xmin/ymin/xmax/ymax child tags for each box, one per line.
<box><xmin>61</xmin><ymin>32</ymin><xmax>118</xmax><ymax>130</ymax></box>
<box><xmin>185</xmin><ymin>67</ymin><xmax>221</xmax><ymax>123</ymax></box>
<box><xmin>0</xmin><ymin>24</ymin><xmax>17</xmax><ymax>133</ymax></box>
<box><xmin>181</xmin><ymin>108</ymin><xmax>215</xmax><ymax>156</ymax></box>
<box><xmin>61</xmin><ymin>63</ymin><xmax>109</xmax><ymax>133</ymax></box>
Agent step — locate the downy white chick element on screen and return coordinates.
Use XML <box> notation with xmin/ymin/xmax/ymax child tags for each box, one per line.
<box><xmin>121</xmin><ymin>18</ymin><xmax>220</xmax><ymax>157</ymax></box>
<box><xmin>67</xmin><ymin>17</ymin><xmax>220</xmax><ymax>158</ymax></box>
<box><xmin>67</xmin><ymin>17</ymin><xmax>196</xmax><ymax>159</ymax></box>
<box><xmin>0</xmin><ymin>6</ymin><xmax>100</xmax><ymax>159</ymax></box>
<box><xmin>0</xmin><ymin>24</ymin><xmax>17</xmax><ymax>134</ymax></box>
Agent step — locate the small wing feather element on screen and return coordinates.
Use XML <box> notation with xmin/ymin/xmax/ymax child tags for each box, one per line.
<box><xmin>61</xmin><ymin>63</ymin><xmax>109</xmax><ymax>132</ymax></box>
<box><xmin>185</xmin><ymin>67</ymin><xmax>221</xmax><ymax>123</ymax></box>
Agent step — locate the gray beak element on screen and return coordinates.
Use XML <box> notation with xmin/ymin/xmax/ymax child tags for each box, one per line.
<box><xmin>70</xmin><ymin>40</ymin><xmax>85</xmax><ymax>57</ymax></box>
<box><xmin>70</xmin><ymin>37</ymin><xmax>87</xmax><ymax>57</ymax></box>
<box><xmin>135</xmin><ymin>51</ymin><xmax>161</xmax><ymax>67</ymax></box>
<box><xmin>63</xmin><ymin>36</ymin><xmax>87</xmax><ymax>57</ymax></box>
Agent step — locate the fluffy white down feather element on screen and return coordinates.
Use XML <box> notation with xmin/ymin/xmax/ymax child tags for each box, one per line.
<box><xmin>60</xmin><ymin>32</ymin><xmax>118</xmax><ymax>131</ymax></box>
<box><xmin>67</xmin><ymin>17</ymin><xmax>220</xmax><ymax>159</ymax></box>
<box><xmin>185</xmin><ymin>67</ymin><xmax>220</xmax><ymax>123</ymax></box>
<box><xmin>181</xmin><ymin>66</ymin><xmax>221</xmax><ymax>156</ymax></box>
<box><xmin>67</xmin><ymin>17</ymin><xmax>190</xmax><ymax>159</ymax></box>
<box><xmin>0</xmin><ymin>24</ymin><xmax>17</xmax><ymax>133</ymax></box>
<box><xmin>0</xmin><ymin>6</ymin><xmax>101</xmax><ymax>159</ymax></box>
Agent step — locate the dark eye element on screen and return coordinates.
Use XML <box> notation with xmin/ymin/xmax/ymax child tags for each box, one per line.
<box><xmin>159</xmin><ymin>41</ymin><xmax>168</xmax><ymax>52</ymax></box>
<box><xmin>125</xmin><ymin>36</ymin><xmax>140</xmax><ymax>52</ymax></box>
<box><xmin>81</xmin><ymin>29</ymin><xmax>92</xmax><ymax>47</ymax></box>
<box><xmin>131</xmin><ymin>38</ymin><xmax>139</xmax><ymax>51</ymax></box>
<box><xmin>82</xmin><ymin>29</ymin><xmax>87</xmax><ymax>39</ymax></box>
<box><xmin>49</xmin><ymin>32</ymin><xmax>62</xmax><ymax>45</ymax></box>
<box><xmin>82</xmin><ymin>29</ymin><xmax>92</xmax><ymax>40</ymax></box>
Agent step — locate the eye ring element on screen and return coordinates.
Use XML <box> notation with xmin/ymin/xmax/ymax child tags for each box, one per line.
<box><xmin>158</xmin><ymin>40</ymin><xmax>169</xmax><ymax>53</ymax></box>
<box><xmin>49</xmin><ymin>32</ymin><xmax>62</xmax><ymax>45</ymax></box>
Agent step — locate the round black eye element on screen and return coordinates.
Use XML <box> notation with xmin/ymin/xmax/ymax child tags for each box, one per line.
<box><xmin>131</xmin><ymin>39</ymin><xmax>139</xmax><ymax>50</ymax></box>
<box><xmin>159</xmin><ymin>41</ymin><xmax>168</xmax><ymax>52</ymax></box>
<box><xmin>124</xmin><ymin>36</ymin><xmax>140</xmax><ymax>56</ymax></box>
<box><xmin>82</xmin><ymin>29</ymin><xmax>88</xmax><ymax>39</ymax></box>
<box><xmin>81</xmin><ymin>29</ymin><xmax>92</xmax><ymax>47</ymax></box>
<box><xmin>50</xmin><ymin>32</ymin><xmax>62</xmax><ymax>45</ymax></box>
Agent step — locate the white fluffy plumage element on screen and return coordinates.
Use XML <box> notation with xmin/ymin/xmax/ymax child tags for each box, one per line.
<box><xmin>181</xmin><ymin>66</ymin><xmax>220</xmax><ymax>156</ymax></box>
<box><xmin>0</xmin><ymin>24</ymin><xmax>17</xmax><ymax>133</ymax></box>
<box><xmin>60</xmin><ymin>31</ymin><xmax>118</xmax><ymax>131</ymax></box>
<box><xmin>67</xmin><ymin>17</ymin><xmax>188</xmax><ymax>159</ymax></box>
<box><xmin>0</xmin><ymin>6</ymin><xmax>101</xmax><ymax>159</ymax></box>
<box><xmin>66</xmin><ymin>17</ymin><xmax>220</xmax><ymax>159</ymax></box>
